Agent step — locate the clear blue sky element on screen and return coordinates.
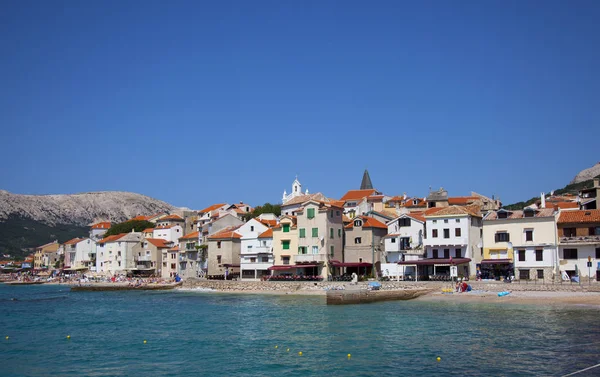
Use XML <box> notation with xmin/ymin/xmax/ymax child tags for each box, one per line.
<box><xmin>1</xmin><ymin>0</ymin><xmax>599</xmax><ymax>209</ymax></box>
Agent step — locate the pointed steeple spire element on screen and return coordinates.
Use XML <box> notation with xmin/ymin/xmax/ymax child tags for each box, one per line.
<box><xmin>360</xmin><ymin>169</ymin><xmax>373</xmax><ymax>190</ymax></box>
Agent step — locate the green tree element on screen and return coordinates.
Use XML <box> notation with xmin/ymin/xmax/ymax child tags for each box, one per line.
<box><xmin>241</xmin><ymin>203</ymin><xmax>281</xmax><ymax>222</ymax></box>
<box><xmin>103</xmin><ymin>220</ymin><xmax>155</xmax><ymax>237</ymax></box>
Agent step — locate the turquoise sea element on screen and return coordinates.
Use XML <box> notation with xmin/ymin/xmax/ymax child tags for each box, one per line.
<box><xmin>1</xmin><ymin>285</ymin><xmax>599</xmax><ymax>377</ymax></box>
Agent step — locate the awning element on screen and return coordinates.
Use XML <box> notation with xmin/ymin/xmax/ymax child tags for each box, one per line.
<box><xmin>330</xmin><ymin>260</ymin><xmax>372</xmax><ymax>268</ymax></box>
<box><xmin>398</xmin><ymin>258</ymin><xmax>471</xmax><ymax>266</ymax></box>
<box><xmin>221</xmin><ymin>264</ymin><xmax>240</xmax><ymax>268</ymax></box>
<box><xmin>268</xmin><ymin>265</ymin><xmax>295</xmax><ymax>271</ymax></box>
<box><xmin>480</xmin><ymin>259</ymin><xmax>512</xmax><ymax>265</ymax></box>
<box><xmin>294</xmin><ymin>264</ymin><xmax>319</xmax><ymax>268</ymax></box>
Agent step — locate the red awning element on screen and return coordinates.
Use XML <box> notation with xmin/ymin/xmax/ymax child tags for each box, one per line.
<box><xmin>480</xmin><ymin>259</ymin><xmax>512</xmax><ymax>265</ymax></box>
<box><xmin>268</xmin><ymin>265</ymin><xmax>295</xmax><ymax>271</ymax></box>
<box><xmin>294</xmin><ymin>264</ymin><xmax>319</xmax><ymax>268</ymax></box>
<box><xmin>330</xmin><ymin>261</ymin><xmax>372</xmax><ymax>268</ymax></box>
<box><xmin>398</xmin><ymin>258</ymin><xmax>471</xmax><ymax>266</ymax></box>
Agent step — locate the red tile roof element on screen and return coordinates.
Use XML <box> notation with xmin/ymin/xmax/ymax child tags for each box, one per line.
<box><xmin>169</xmin><ymin>245</ymin><xmax>180</xmax><ymax>252</ymax></box>
<box><xmin>160</xmin><ymin>214</ymin><xmax>184</xmax><ymax>221</ymax></box>
<box><xmin>97</xmin><ymin>234</ymin><xmax>125</xmax><ymax>245</ymax></box>
<box><xmin>485</xmin><ymin>208</ymin><xmax>555</xmax><ymax>220</ymax></box>
<box><xmin>143</xmin><ymin>228</ymin><xmax>155</xmax><ymax>233</ymax></box>
<box><xmin>342</xmin><ymin>215</ymin><xmax>352</xmax><ymax>223</ymax></box>
<box><xmin>91</xmin><ymin>222</ymin><xmax>112</xmax><ymax>229</ymax></box>
<box><xmin>406</xmin><ymin>212</ymin><xmax>426</xmax><ymax>223</ymax></box>
<box><xmin>340</xmin><ymin>189</ymin><xmax>377</xmax><ymax>201</ymax></box>
<box><xmin>558</xmin><ymin>210</ymin><xmax>600</xmax><ymax>224</ymax></box>
<box><xmin>257</xmin><ymin>218</ymin><xmax>277</xmax><ymax>227</ymax></box>
<box><xmin>130</xmin><ymin>215</ymin><xmax>150</xmax><ymax>221</ymax></box>
<box><xmin>179</xmin><ymin>231</ymin><xmax>199</xmax><ymax>240</ymax></box>
<box><xmin>199</xmin><ymin>203</ymin><xmax>227</xmax><ymax>213</ymax></box>
<box><xmin>552</xmin><ymin>202</ymin><xmax>579</xmax><ymax>210</ymax></box>
<box><xmin>63</xmin><ymin>238</ymin><xmax>85</xmax><ymax>245</ymax></box>
<box><xmin>448</xmin><ymin>196</ymin><xmax>479</xmax><ymax>205</ymax></box>
<box><xmin>344</xmin><ymin>216</ymin><xmax>388</xmax><ymax>229</ymax></box>
<box><xmin>208</xmin><ymin>226</ymin><xmax>242</xmax><ymax>240</ymax></box>
<box><xmin>145</xmin><ymin>238</ymin><xmax>172</xmax><ymax>248</ymax></box>
<box><xmin>258</xmin><ymin>229</ymin><xmax>273</xmax><ymax>239</ymax></box>
<box><xmin>425</xmin><ymin>205</ymin><xmax>481</xmax><ymax>218</ymax></box>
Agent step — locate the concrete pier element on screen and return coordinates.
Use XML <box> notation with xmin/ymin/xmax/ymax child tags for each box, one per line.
<box><xmin>326</xmin><ymin>287</ymin><xmax>432</xmax><ymax>305</ymax></box>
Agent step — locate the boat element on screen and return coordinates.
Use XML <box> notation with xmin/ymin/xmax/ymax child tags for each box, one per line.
<box><xmin>4</xmin><ymin>281</ymin><xmax>45</xmax><ymax>285</ymax></box>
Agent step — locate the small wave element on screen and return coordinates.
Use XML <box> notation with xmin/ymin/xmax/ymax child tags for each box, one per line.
<box><xmin>177</xmin><ymin>287</ymin><xmax>216</xmax><ymax>292</ymax></box>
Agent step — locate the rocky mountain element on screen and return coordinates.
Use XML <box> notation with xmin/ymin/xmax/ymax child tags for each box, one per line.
<box><xmin>570</xmin><ymin>162</ymin><xmax>600</xmax><ymax>184</ymax></box>
<box><xmin>0</xmin><ymin>190</ymin><xmax>177</xmax><ymax>259</ymax></box>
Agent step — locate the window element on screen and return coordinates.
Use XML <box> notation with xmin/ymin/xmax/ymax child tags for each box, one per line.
<box><xmin>443</xmin><ymin>249</ymin><xmax>450</xmax><ymax>258</ymax></box>
<box><xmin>519</xmin><ymin>269</ymin><xmax>530</xmax><ymax>280</ymax></box>
<box><xmin>282</xmin><ymin>256</ymin><xmax>290</xmax><ymax>265</ymax></box>
<box><xmin>398</xmin><ymin>218</ymin><xmax>411</xmax><ymax>227</ymax></box>
<box><xmin>400</xmin><ymin>237</ymin><xmax>410</xmax><ymax>250</ymax></box>
<box><xmin>307</xmin><ymin>208</ymin><xmax>315</xmax><ymax>219</ymax></box>
<box><xmin>563</xmin><ymin>228</ymin><xmax>576</xmax><ymax>237</ymax></box>
<box><xmin>355</xmin><ymin>237</ymin><xmax>362</xmax><ymax>244</ymax></box>
<box><xmin>563</xmin><ymin>249</ymin><xmax>578</xmax><ymax>259</ymax></box>
<box><xmin>354</xmin><ymin>220</ymin><xmax>363</xmax><ymax>227</ymax></box>
<box><xmin>455</xmin><ymin>248</ymin><xmax>462</xmax><ymax>258</ymax></box>
<box><xmin>283</xmin><ymin>224</ymin><xmax>290</xmax><ymax>233</ymax></box>
<box><xmin>432</xmin><ymin>249</ymin><xmax>438</xmax><ymax>258</ymax></box>
<box><xmin>443</xmin><ymin>229</ymin><xmax>450</xmax><ymax>239</ymax></box>
<box><xmin>596</xmin><ymin>248</ymin><xmax>600</xmax><ymax>259</ymax></box>
<box><xmin>217</xmin><ymin>255</ymin><xmax>222</xmax><ymax>263</ymax></box>
<box><xmin>444</xmin><ymin>219</ymin><xmax>448</xmax><ymax>224</ymax></box>
<box><xmin>312</xmin><ymin>228</ymin><xmax>318</xmax><ymax>237</ymax></box>
<box><xmin>162</xmin><ymin>262</ymin><xmax>166</xmax><ymax>267</ymax></box>
<box><xmin>456</xmin><ymin>219</ymin><xmax>460</xmax><ymax>223</ymax></box>
<box><xmin>250</xmin><ymin>226</ymin><xmax>254</xmax><ymax>231</ymax></box>
<box><xmin>498</xmin><ymin>211</ymin><xmax>508</xmax><ymax>219</ymax></box>
<box><xmin>455</xmin><ymin>228</ymin><xmax>461</xmax><ymax>237</ymax></box>
<box><xmin>518</xmin><ymin>250</ymin><xmax>526</xmax><ymax>262</ymax></box>
<box><xmin>432</xmin><ymin>229</ymin><xmax>438</xmax><ymax>238</ymax></box>
<box><xmin>250</xmin><ymin>257</ymin><xmax>256</xmax><ymax>263</ymax></box>
<box><xmin>262</xmin><ymin>257</ymin><xmax>269</xmax><ymax>262</ymax></box>
<box><xmin>298</xmin><ymin>247</ymin><xmax>307</xmax><ymax>254</ymax></box>
<box><xmin>330</xmin><ymin>245</ymin><xmax>334</xmax><ymax>257</ymax></box>
<box><xmin>282</xmin><ymin>240</ymin><xmax>290</xmax><ymax>250</ymax></box>
<box><xmin>589</xmin><ymin>227</ymin><xmax>600</xmax><ymax>236</ymax></box>
<box><xmin>217</xmin><ymin>241</ymin><xmax>221</xmax><ymax>249</ymax></box>
<box><xmin>299</xmin><ymin>228</ymin><xmax>306</xmax><ymax>238</ymax></box>
<box><xmin>525</xmin><ymin>230</ymin><xmax>533</xmax><ymax>242</ymax></box>
<box><xmin>391</xmin><ymin>238</ymin><xmax>396</xmax><ymax>243</ymax></box>
<box><xmin>338</xmin><ymin>229</ymin><xmax>342</xmax><ymax>237</ymax></box>
<box><xmin>535</xmin><ymin>249</ymin><xmax>543</xmax><ymax>261</ymax></box>
<box><xmin>523</xmin><ymin>209</ymin><xmax>535</xmax><ymax>218</ymax></box>
<box><xmin>537</xmin><ymin>269</ymin><xmax>544</xmax><ymax>279</ymax></box>
<box><xmin>330</xmin><ymin>211</ymin><xmax>333</xmax><ymax>218</ymax></box>
<box><xmin>336</xmin><ymin>211</ymin><xmax>340</xmax><ymax>216</ymax></box>
<box><xmin>312</xmin><ymin>246</ymin><xmax>318</xmax><ymax>254</ymax></box>
<box><xmin>432</xmin><ymin>220</ymin><xmax>437</xmax><ymax>224</ymax></box>
<box><xmin>495</xmin><ymin>232</ymin><xmax>510</xmax><ymax>242</ymax></box>
<box><xmin>118</xmin><ymin>261</ymin><xmax>121</xmax><ymax>267</ymax></box>
<box><xmin>330</xmin><ymin>228</ymin><xmax>334</xmax><ymax>239</ymax></box>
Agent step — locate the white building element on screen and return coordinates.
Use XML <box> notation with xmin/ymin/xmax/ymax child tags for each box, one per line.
<box><xmin>381</xmin><ymin>213</ymin><xmax>426</xmax><ymax>279</ymax></box>
<box><xmin>152</xmin><ymin>225</ymin><xmax>183</xmax><ymax>245</ymax></box>
<box><xmin>89</xmin><ymin>222</ymin><xmax>111</xmax><ymax>241</ymax></box>
<box><xmin>407</xmin><ymin>206</ymin><xmax>483</xmax><ymax>280</ymax></box>
<box><xmin>239</xmin><ymin>218</ymin><xmax>272</xmax><ymax>280</ymax></box>
<box><xmin>96</xmin><ymin>232</ymin><xmax>142</xmax><ymax>275</ymax></box>
<box><xmin>557</xmin><ymin>209</ymin><xmax>600</xmax><ymax>281</ymax></box>
<box><xmin>282</xmin><ymin>177</ymin><xmax>308</xmax><ymax>204</ymax></box>
<box><xmin>63</xmin><ymin>238</ymin><xmax>96</xmax><ymax>272</ymax></box>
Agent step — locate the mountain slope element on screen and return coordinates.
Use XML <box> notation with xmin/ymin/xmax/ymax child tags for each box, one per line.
<box><xmin>0</xmin><ymin>190</ymin><xmax>176</xmax><ymax>259</ymax></box>
<box><xmin>571</xmin><ymin>162</ymin><xmax>600</xmax><ymax>184</ymax></box>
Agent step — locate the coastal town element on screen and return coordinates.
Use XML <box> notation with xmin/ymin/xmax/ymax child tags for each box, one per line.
<box><xmin>2</xmin><ymin>171</ymin><xmax>600</xmax><ymax>286</ymax></box>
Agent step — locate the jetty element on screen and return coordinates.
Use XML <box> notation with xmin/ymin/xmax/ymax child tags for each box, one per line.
<box><xmin>326</xmin><ymin>287</ymin><xmax>432</xmax><ymax>305</ymax></box>
<box><xmin>70</xmin><ymin>282</ymin><xmax>182</xmax><ymax>292</ymax></box>
<box><xmin>4</xmin><ymin>281</ymin><xmax>45</xmax><ymax>285</ymax></box>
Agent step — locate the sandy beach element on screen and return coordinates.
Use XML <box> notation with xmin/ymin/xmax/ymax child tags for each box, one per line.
<box><xmin>416</xmin><ymin>290</ymin><xmax>600</xmax><ymax>307</ymax></box>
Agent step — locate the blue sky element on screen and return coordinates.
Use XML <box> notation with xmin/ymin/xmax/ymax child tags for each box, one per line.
<box><xmin>1</xmin><ymin>0</ymin><xmax>599</xmax><ymax>209</ymax></box>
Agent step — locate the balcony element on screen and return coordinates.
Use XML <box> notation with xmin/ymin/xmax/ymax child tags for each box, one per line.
<box><xmin>295</xmin><ymin>253</ymin><xmax>327</xmax><ymax>263</ymax></box>
<box><xmin>559</xmin><ymin>236</ymin><xmax>600</xmax><ymax>245</ymax></box>
<box><xmin>136</xmin><ymin>255</ymin><xmax>152</xmax><ymax>262</ymax></box>
<box><xmin>403</xmin><ymin>247</ymin><xmax>426</xmax><ymax>256</ymax></box>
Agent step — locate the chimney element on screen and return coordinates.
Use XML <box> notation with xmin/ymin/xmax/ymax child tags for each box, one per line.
<box><xmin>540</xmin><ymin>193</ymin><xmax>546</xmax><ymax>209</ymax></box>
<box><xmin>403</xmin><ymin>192</ymin><xmax>407</xmax><ymax>200</ymax></box>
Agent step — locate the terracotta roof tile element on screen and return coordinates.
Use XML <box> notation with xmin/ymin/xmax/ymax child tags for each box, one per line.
<box><xmin>257</xmin><ymin>218</ymin><xmax>278</xmax><ymax>227</ymax></box>
<box><xmin>340</xmin><ymin>189</ymin><xmax>377</xmax><ymax>201</ymax></box>
<box><xmin>145</xmin><ymin>238</ymin><xmax>172</xmax><ymax>248</ymax></box>
<box><xmin>282</xmin><ymin>193</ymin><xmax>328</xmax><ymax>207</ymax></box>
<box><xmin>169</xmin><ymin>245</ymin><xmax>180</xmax><ymax>252</ymax></box>
<box><xmin>448</xmin><ymin>196</ymin><xmax>479</xmax><ymax>205</ymax></box>
<box><xmin>485</xmin><ymin>208</ymin><xmax>555</xmax><ymax>220</ymax></box>
<box><xmin>258</xmin><ymin>229</ymin><xmax>273</xmax><ymax>239</ymax></box>
<box><xmin>344</xmin><ymin>216</ymin><xmax>388</xmax><ymax>229</ymax></box>
<box><xmin>342</xmin><ymin>215</ymin><xmax>352</xmax><ymax>223</ymax></box>
<box><xmin>179</xmin><ymin>231</ymin><xmax>199</xmax><ymax>240</ymax></box>
<box><xmin>97</xmin><ymin>234</ymin><xmax>125</xmax><ymax>244</ymax></box>
<box><xmin>208</xmin><ymin>225</ymin><xmax>242</xmax><ymax>240</ymax></box>
<box><xmin>91</xmin><ymin>222</ymin><xmax>112</xmax><ymax>229</ymax></box>
<box><xmin>160</xmin><ymin>214</ymin><xmax>184</xmax><ymax>221</ymax></box>
<box><xmin>425</xmin><ymin>205</ymin><xmax>482</xmax><ymax>218</ymax></box>
<box><xmin>406</xmin><ymin>212</ymin><xmax>426</xmax><ymax>223</ymax></box>
<box><xmin>199</xmin><ymin>203</ymin><xmax>227</xmax><ymax>213</ymax></box>
<box><xmin>551</xmin><ymin>202</ymin><xmax>579</xmax><ymax>210</ymax></box>
<box><xmin>130</xmin><ymin>215</ymin><xmax>150</xmax><ymax>221</ymax></box>
<box><xmin>558</xmin><ymin>209</ymin><xmax>600</xmax><ymax>224</ymax></box>
<box><xmin>143</xmin><ymin>228</ymin><xmax>155</xmax><ymax>233</ymax></box>
<box><xmin>63</xmin><ymin>238</ymin><xmax>85</xmax><ymax>245</ymax></box>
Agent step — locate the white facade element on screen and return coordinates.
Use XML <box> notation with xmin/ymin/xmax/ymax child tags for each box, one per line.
<box><xmin>96</xmin><ymin>233</ymin><xmax>142</xmax><ymax>275</ymax></box>
<box><xmin>381</xmin><ymin>214</ymin><xmax>425</xmax><ymax>279</ymax></box>
<box><xmin>282</xmin><ymin>177</ymin><xmax>307</xmax><ymax>204</ymax></box>
<box><xmin>153</xmin><ymin>225</ymin><xmax>183</xmax><ymax>245</ymax></box>
<box><xmin>558</xmin><ymin>244</ymin><xmax>599</xmax><ymax>280</ymax></box>
<box><xmin>70</xmin><ymin>238</ymin><xmax>96</xmax><ymax>270</ymax></box>
<box><xmin>239</xmin><ymin>219</ymin><xmax>272</xmax><ymax>280</ymax></box>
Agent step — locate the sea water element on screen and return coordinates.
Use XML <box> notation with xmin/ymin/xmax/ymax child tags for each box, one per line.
<box><xmin>1</xmin><ymin>285</ymin><xmax>599</xmax><ymax>377</ymax></box>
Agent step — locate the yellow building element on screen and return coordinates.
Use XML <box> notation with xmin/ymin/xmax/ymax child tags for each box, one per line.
<box><xmin>33</xmin><ymin>241</ymin><xmax>59</xmax><ymax>269</ymax></box>
<box><xmin>270</xmin><ymin>215</ymin><xmax>298</xmax><ymax>275</ymax></box>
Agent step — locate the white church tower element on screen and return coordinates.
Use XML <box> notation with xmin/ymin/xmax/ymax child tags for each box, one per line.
<box><xmin>282</xmin><ymin>176</ymin><xmax>306</xmax><ymax>204</ymax></box>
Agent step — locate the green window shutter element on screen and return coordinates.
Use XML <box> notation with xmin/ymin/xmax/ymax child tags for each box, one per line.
<box><xmin>330</xmin><ymin>228</ymin><xmax>333</xmax><ymax>239</ymax></box>
<box><xmin>312</xmin><ymin>228</ymin><xmax>318</xmax><ymax>237</ymax></box>
<box><xmin>299</xmin><ymin>228</ymin><xmax>305</xmax><ymax>238</ymax></box>
<box><xmin>283</xmin><ymin>224</ymin><xmax>290</xmax><ymax>233</ymax></box>
<box><xmin>307</xmin><ymin>208</ymin><xmax>314</xmax><ymax>219</ymax></box>
<box><xmin>330</xmin><ymin>245</ymin><xmax>334</xmax><ymax>257</ymax></box>
<box><xmin>282</xmin><ymin>240</ymin><xmax>290</xmax><ymax>250</ymax></box>
<box><xmin>338</xmin><ymin>229</ymin><xmax>341</xmax><ymax>237</ymax></box>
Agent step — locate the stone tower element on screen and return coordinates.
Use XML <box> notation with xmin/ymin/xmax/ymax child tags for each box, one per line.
<box><xmin>360</xmin><ymin>169</ymin><xmax>373</xmax><ymax>190</ymax></box>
